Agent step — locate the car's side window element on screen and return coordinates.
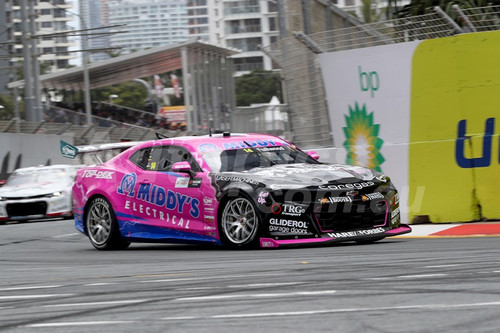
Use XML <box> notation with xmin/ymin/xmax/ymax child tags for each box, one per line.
<box><xmin>149</xmin><ymin>146</ymin><xmax>200</xmax><ymax>172</ymax></box>
<box><xmin>129</xmin><ymin>147</ymin><xmax>152</xmax><ymax>170</ymax></box>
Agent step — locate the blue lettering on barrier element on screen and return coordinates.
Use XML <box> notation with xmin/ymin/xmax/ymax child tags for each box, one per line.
<box><xmin>455</xmin><ymin>118</ymin><xmax>495</xmax><ymax>168</ymax></box>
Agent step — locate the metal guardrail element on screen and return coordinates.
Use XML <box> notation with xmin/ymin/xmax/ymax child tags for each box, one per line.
<box><xmin>261</xmin><ymin>5</ymin><xmax>500</xmax><ymax>148</ymax></box>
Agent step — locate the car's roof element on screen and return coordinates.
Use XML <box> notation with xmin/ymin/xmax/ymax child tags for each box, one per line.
<box><xmin>155</xmin><ymin>133</ymin><xmax>289</xmax><ymax>148</ymax></box>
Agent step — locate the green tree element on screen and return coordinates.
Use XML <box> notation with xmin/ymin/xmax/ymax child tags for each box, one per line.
<box><xmin>93</xmin><ymin>80</ymin><xmax>150</xmax><ymax>110</ymax></box>
<box><xmin>15</xmin><ymin>60</ymin><xmax>53</xmax><ymax>80</ymax></box>
<box><xmin>235</xmin><ymin>70</ymin><xmax>282</xmax><ymax>106</ymax></box>
<box><xmin>361</xmin><ymin>0</ymin><xmax>386</xmax><ymax>23</ymax></box>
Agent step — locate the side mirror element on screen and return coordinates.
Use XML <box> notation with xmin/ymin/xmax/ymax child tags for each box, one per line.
<box><xmin>307</xmin><ymin>151</ymin><xmax>320</xmax><ymax>160</ymax></box>
<box><xmin>172</xmin><ymin>161</ymin><xmax>192</xmax><ymax>173</ymax></box>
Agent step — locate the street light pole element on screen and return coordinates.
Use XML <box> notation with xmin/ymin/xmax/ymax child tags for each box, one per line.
<box><xmin>21</xmin><ymin>0</ymin><xmax>34</xmax><ymax>121</ymax></box>
<box><xmin>29</xmin><ymin>0</ymin><xmax>42</xmax><ymax>122</ymax></box>
<box><xmin>77</xmin><ymin>3</ymin><xmax>93</xmax><ymax>126</ymax></box>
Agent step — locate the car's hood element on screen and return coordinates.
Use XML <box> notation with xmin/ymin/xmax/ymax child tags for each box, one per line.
<box><xmin>223</xmin><ymin>163</ymin><xmax>388</xmax><ymax>189</ymax></box>
<box><xmin>0</xmin><ymin>182</ymin><xmax>69</xmax><ymax>198</ymax></box>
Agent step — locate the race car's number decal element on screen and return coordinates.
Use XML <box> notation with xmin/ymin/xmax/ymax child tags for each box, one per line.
<box><xmin>327</xmin><ymin>227</ymin><xmax>385</xmax><ymax>238</ymax></box>
<box><xmin>117</xmin><ymin>173</ymin><xmax>200</xmax><ymax>218</ymax></box>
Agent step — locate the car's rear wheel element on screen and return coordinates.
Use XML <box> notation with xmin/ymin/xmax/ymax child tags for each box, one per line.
<box><xmin>86</xmin><ymin>197</ymin><xmax>130</xmax><ymax>250</ymax></box>
<box><xmin>220</xmin><ymin>197</ymin><xmax>260</xmax><ymax>247</ymax></box>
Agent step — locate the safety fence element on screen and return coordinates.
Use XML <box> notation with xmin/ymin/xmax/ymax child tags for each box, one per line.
<box><xmin>0</xmin><ymin>107</ymin><xmax>198</xmax><ymax>146</ymax></box>
<box><xmin>231</xmin><ymin>104</ymin><xmax>291</xmax><ymax>138</ymax></box>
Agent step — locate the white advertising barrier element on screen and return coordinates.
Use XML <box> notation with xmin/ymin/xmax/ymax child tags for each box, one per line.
<box><xmin>318</xmin><ymin>41</ymin><xmax>422</xmax><ymax>224</ymax></box>
<box><xmin>0</xmin><ymin>133</ymin><xmax>75</xmax><ymax>179</ymax></box>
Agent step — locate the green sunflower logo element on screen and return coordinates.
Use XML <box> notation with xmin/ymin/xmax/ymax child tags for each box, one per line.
<box><xmin>343</xmin><ymin>102</ymin><xmax>385</xmax><ymax>172</ymax></box>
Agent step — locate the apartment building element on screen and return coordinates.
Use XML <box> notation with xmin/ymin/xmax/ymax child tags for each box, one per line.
<box><xmin>187</xmin><ymin>0</ymin><xmax>279</xmax><ymax>75</ymax></box>
<box><xmin>7</xmin><ymin>0</ymin><xmax>75</xmax><ymax>72</ymax></box>
<box><xmin>79</xmin><ymin>0</ymin><xmax>111</xmax><ymax>62</ymax></box>
<box><xmin>106</xmin><ymin>0</ymin><xmax>189</xmax><ymax>55</ymax></box>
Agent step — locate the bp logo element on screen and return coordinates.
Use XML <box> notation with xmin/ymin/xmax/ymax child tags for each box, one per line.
<box><xmin>343</xmin><ymin>102</ymin><xmax>385</xmax><ymax>172</ymax></box>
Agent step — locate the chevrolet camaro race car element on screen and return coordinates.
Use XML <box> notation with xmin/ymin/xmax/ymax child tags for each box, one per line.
<box><xmin>72</xmin><ymin>133</ymin><xmax>411</xmax><ymax>250</ymax></box>
<box><xmin>0</xmin><ymin>164</ymin><xmax>82</xmax><ymax>223</ymax></box>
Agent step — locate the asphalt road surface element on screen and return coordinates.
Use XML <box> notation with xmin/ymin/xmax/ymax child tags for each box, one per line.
<box><xmin>1</xmin><ymin>219</ymin><xmax>500</xmax><ymax>332</ymax></box>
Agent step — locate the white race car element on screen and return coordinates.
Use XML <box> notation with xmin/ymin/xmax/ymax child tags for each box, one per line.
<box><xmin>0</xmin><ymin>164</ymin><xmax>83</xmax><ymax>223</ymax></box>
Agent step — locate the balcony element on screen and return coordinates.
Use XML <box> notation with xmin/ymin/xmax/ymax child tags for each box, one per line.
<box><xmin>226</xmin><ymin>24</ymin><xmax>261</xmax><ymax>35</ymax></box>
<box><xmin>223</xmin><ymin>6</ymin><xmax>260</xmax><ymax>16</ymax></box>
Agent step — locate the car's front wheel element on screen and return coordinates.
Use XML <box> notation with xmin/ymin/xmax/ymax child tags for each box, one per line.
<box><xmin>220</xmin><ymin>197</ymin><xmax>260</xmax><ymax>248</ymax></box>
<box><xmin>86</xmin><ymin>197</ymin><xmax>130</xmax><ymax>250</ymax></box>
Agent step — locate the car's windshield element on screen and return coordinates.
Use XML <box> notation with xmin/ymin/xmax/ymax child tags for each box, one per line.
<box><xmin>6</xmin><ymin>169</ymin><xmax>69</xmax><ymax>186</ymax></box>
<box><xmin>203</xmin><ymin>145</ymin><xmax>319</xmax><ymax>172</ymax></box>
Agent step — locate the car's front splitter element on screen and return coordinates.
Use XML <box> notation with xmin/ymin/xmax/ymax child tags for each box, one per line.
<box><xmin>259</xmin><ymin>224</ymin><xmax>412</xmax><ymax>248</ymax></box>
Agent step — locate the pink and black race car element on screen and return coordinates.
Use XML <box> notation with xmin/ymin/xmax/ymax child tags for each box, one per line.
<box><xmin>71</xmin><ymin>133</ymin><xmax>411</xmax><ymax>250</ymax></box>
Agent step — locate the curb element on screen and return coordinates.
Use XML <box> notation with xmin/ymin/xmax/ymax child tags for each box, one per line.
<box><xmin>397</xmin><ymin>222</ymin><xmax>500</xmax><ymax>237</ymax></box>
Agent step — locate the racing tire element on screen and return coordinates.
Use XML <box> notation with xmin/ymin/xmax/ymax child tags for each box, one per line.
<box><xmin>219</xmin><ymin>196</ymin><xmax>261</xmax><ymax>248</ymax></box>
<box><xmin>356</xmin><ymin>237</ymin><xmax>385</xmax><ymax>245</ymax></box>
<box><xmin>85</xmin><ymin>197</ymin><xmax>130</xmax><ymax>250</ymax></box>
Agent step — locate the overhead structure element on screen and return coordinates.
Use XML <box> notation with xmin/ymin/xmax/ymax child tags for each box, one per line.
<box><xmin>8</xmin><ymin>39</ymin><xmax>239</xmax><ymax>131</ymax></box>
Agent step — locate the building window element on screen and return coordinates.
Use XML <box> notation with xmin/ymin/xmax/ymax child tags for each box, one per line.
<box><xmin>269</xmin><ymin>17</ymin><xmax>276</xmax><ymax>31</ymax></box>
<box><xmin>41</xmin><ymin>22</ymin><xmax>52</xmax><ymax>28</ymax></box>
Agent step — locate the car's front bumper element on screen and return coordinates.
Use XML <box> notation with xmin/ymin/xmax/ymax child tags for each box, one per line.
<box><xmin>0</xmin><ymin>196</ymin><xmax>72</xmax><ymax>221</ymax></box>
<box><xmin>259</xmin><ymin>224</ymin><xmax>412</xmax><ymax>248</ymax></box>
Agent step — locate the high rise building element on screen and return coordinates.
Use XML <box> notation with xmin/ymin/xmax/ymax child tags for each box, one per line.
<box><xmin>0</xmin><ymin>2</ymin><xmax>10</xmax><ymax>94</ymax></box>
<box><xmin>0</xmin><ymin>0</ymin><xmax>76</xmax><ymax>93</ymax></box>
<box><xmin>186</xmin><ymin>0</ymin><xmax>212</xmax><ymax>42</ymax></box>
<box><xmin>214</xmin><ymin>0</ymin><xmax>279</xmax><ymax>74</ymax></box>
<box><xmin>186</xmin><ymin>0</ymin><xmax>279</xmax><ymax>75</ymax></box>
<box><xmin>79</xmin><ymin>0</ymin><xmax>111</xmax><ymax>62</ymax></box>
<box><xmin>106</xmin><ymin>0</ymin><xmax>189</xmax><ymax>55</ymax></box>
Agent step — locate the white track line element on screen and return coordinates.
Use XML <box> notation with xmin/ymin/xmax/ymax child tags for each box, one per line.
<box><xmin>139</xmin><ymin>272</ymin><xmax>280</xmax><ymax>284</ymax></box>
<box><xmin>26</xmin><ymin>321</ymin><xmax>135</xmax><ymax>328</ymax></box>
<box><xmin>0</xmin><ymin>294</ymin><xmax>74</xmax><ymax>300</ymax></box>
<box><xmin>176</xmin><ymin>290</ymin><xmax>337</xmax><ymax>301</ymax></box>
<box><xmin>42</xmin><ymin>299</ymin><xmax>150</xmax><ymax>308</ymax></box>
<box><xmin>0</xmin><ymin>285</ymin><xmax>62</xmax><ymax>291</ymax></box>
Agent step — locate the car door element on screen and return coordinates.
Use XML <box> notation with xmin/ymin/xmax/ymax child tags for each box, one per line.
<box><xmin>145</xmin><ymin>144</ymin><xmax>204</xmax><ymax>234</ymax></box>
<box><xmin>114</xmin><ymin>145</ymin><xmax>155</xmax><ymax>223</ymax></box>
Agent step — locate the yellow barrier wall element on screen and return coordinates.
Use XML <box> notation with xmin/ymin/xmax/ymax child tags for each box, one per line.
<box><xmin>409</xmin><ymin>31</ymin><xmax>500</xmax><ymax>222</ymax></box>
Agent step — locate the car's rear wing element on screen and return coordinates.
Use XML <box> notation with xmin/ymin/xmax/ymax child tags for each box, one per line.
<box><xmin>60</xmin><ymin>140</ymin><xmax>145</xmax><ymax>165</ymax></box>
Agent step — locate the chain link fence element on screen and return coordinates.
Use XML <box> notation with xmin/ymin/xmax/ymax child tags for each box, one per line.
<box><xmin>260</xmin><ymin>5</ymin><xmax>500</xmax><ymax>148</ymax></box>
